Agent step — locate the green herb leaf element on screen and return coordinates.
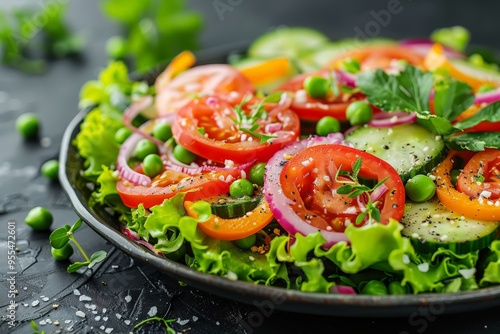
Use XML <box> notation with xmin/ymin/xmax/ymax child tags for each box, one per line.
<box><xmin>49</xmin><ymin>226</ymin><xmax>71</xmax><ymax>249</ymax></box>
<box><xmin>433</xmin><ymin>78</ymin><xmax>474</xmax><ymax>121</ymax></box>
<box><xmin>446</xmin><ymin>132</ymin><xmax>500</xmax><ymax>151</ymax></box>
<box><xmin>70</xmin><ymin>219</ymin><xmax>83</xmax><ymax>233</ymax></box>
<box><xmin>134</xmin><ymin>316</ymin><xmax>176</xmax><ymax>334</ymax></box>
<box><xmin>67</xmin><ymin>261</ymin><xmax>89</xmax><ymax>273</ymax></box>
<box><xmin>88</xmin><ymin>250</ymin><xmax>108</xmax><ymax>268</ymax></box>
<box><xmin>357</xmin><ymin>66</ymin><xmax>433</xmax><ymax>113</ymax></box>
<box><xmin>336</xmin><ymin>185</ymin><xmax>353</xmax><ymax>194</ymax></box>
<box><xmin>454</xmin><ymin>101</ymin><xmax>500</xmax><ymax>130</ymax></box>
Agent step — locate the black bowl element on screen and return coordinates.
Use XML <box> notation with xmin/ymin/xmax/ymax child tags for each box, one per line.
<box><xmin>59</xmin><ymin>47</ymin><xmax>500</xmax><ymax>318</ymax></box>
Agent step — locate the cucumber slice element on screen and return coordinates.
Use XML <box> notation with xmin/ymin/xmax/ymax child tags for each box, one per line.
<box><xmin>232</xmin><ymin>57</ymin><xmax>299</xmax><ymax>93</ymax></box>
<box><xmin>248</xmin><ymin>27</ymin><xmax>329</xmax><ymax>59</ymax></box>
<box><xmin>450</xmin><ymin>59</ymin><xmax>500</xmax><ymax>84</ymax></box>
<box><xmin>209</xmin><ymin>196</ymin><xmax>262</xmax><ymax>219</ymax></box>
<box><xmin>345</xmin><ymin>123</ymin><xmax>446</xmax><ymax>183</ymax></box>
<box><xmin>401</xmin><ymin>198</ymin><xmax>499</xmax><ymax>254</ymax></box>
<box><xmin>296</xmin><ymin>38</ymin><xmax>396</xmax><ymax>72</ymax></box>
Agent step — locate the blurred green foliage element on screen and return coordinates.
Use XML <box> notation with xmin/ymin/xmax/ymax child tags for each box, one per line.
<box><xmin>101</xmin><ymin>0</ymin><xmax>203</xmax><ymax>73</ymax></box>
<box><xmin>0</xmin><ymin>0</ymin><xmax>83</xmax><ymax>73</ymax></box>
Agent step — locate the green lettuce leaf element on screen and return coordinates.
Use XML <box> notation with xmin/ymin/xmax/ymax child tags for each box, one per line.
<box><xmin>480</xmin><ymin>240</ymin><xmax>500</xmax><ymax>286</ymax></box>
<box><xmin>73</xmin><ymin>108</ymin><xmax>122</xmax><ymax>181</ymax></box>
<box><xmin>433</xmin><ymin>78</ymin><xmax>474</xmax><ymax>121</ymax></box>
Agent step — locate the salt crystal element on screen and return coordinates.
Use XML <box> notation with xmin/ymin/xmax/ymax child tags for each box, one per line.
<box><xmin>32</xmin><ymin>300</ymin><xmax>40</xmax><ymax>307</ymax></box>
<box><xmin>116</xmin><ymin>313</ymin><xmax>122</xmax><ymax>319</ymax></box>
<box><xmin>192</xmin><ymin>316</ymin><xmax>199</xmax><ymax>322</ymax></box>
<box><xmin>73</xmin><ymin>289</ymin><xmax>81</xmax><ymax>296</ymax></box>
<box><xmin>124</xmin><ymin>295</ymin><xmax>132</xmax><ymax>303</ymax></box>
<box><xmin>75</xmin><ymin>311</ymin><xmax>86</xmax><ymax>318</ymax></box>
<box><xmin>79</xmin><ymin>295</ymin><xmax>92</xmax><ymax>302</ymax></box>
<box><xmin>147</xmin><ymin>306</ymin><xmax>157</xmax><ymax>317</ymax></box>
<box><xmin>177</xmin><ymin>318</ymin><xmax>189</xmax><ymax>325</ymax></box>
<box><xmin>105</xmin><ymin>328</ymin><xmax>114</xmax><ymax>333</ymax></box>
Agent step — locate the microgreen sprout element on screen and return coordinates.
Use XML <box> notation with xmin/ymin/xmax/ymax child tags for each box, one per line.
<box><xmin>230</xmin><ymin>93</ymin><xmax>287</xmax><ymax>144</ymax></box>
<box><xmin>134</xmin><ymin>316</ymin><xmax>176</xmax><ymax>334</ymax></box>
<box><xmin>49</xmin><ymin>219</ymin><xmax>107</xmax><ymax>273</ymax></box>
<box><xmin>334</xmin><ymin>157</ymin><xmax>389</xmax><ymax>225</ymax></box>
<box><xmin>30</xmin><ymin>320</ymin><xmax>46</xmax><ymax>334</ymax></box>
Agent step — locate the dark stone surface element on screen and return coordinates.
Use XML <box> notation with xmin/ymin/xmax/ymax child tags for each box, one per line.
<box><xmin>1</xmin><ymin>1</ymin><xmax>500</xmax><ymax>333</ymax></box>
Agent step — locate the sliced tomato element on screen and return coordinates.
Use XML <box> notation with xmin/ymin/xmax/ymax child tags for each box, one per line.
<box><xmin>433</xmin><ymin>151</ymin><xmax>500</xmax><ymax>220</ymax></box>
<box><xmin>117</xmin><ymin>169</ymin><xmax>242</xmax><ymax>209</ymax></box>
<box><xmin>172</xmin><ymin>95</ymin><xmax>300</xmax><ymax>164</ymax></box>
<box><xmin>457</xmin><ymin>149</ymin><xmax>500</xmax><ymax>200</ymax></box>
<box><xmin>184</xmin><ymin>198</ymin><xmax>274</xmax><ymax>240</ymax></box>
<box><xmin>279</xmin><ymin>144</ymin><xmax>405</xmax><ymax>233</ymax></box>
<box><xmin>275</xmin><ymin>70</ymin><xmax>366</xmax><ymax>121</ymax></box>
<box><xmin>155</xmin><ymin>64</ymin><xmax>254</xmax><ymax>115</ymax></box>
<box><xmin>328</xmin><ymin>45</ymin><xmax>425</xmax><ymax>72</ymax></box>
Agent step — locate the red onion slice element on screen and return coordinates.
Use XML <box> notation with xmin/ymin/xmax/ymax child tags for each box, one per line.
<box><xmin>474</xmin><ymin>87</ymin><xmax>500</xmax><ymax>105</ymax></box>
<box><xmin>330</xmin><ymin>285</ymin><xmax>357</xmax><ymax>295</ymax></box>
<box><xmin>334</xmin><ymin>69</ymin><xmax>357</xmax><ymax>88</ymax></box>
<box><xmin>399</xmin><ymin>39</ymin><xmax>465</xmax><ymax>59</ymax></box>
<box><xmin>368</xmin><ymin>111</ymin><xmax>417</xmax><ymax>127</ymax></box>
<box><xmin>264</xmin><ymin>135</ymin><xmax>352</xmax><ymax>248</ymax></box>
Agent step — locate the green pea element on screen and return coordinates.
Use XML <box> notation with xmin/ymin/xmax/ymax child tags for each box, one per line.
<box><xmin>346</xmin><ymin>101</ymin><xmax>373</xmax><ymax>125</ymax></box>
<box><xmin>106</xmin><ymin>36</ymin><xmax>127</xmax><ymax>60</ymax></box>
<box><xmin>51</xmin><ymin>243</ymin><xmax>74</xmax><ymax>261</ymax></box>
<box><xmin>115</xmin><ymin>127</ymin><xmax>133</xmax><ymax>144</ymax></box>
<box><xmin>405</xmin><ymin>174</ymin><xmax>436</xmax><ymax>202</ymax></box>
<box><xmin>16</xmin><ymin>113</ymin><xmax>40</xmax><ymax>140</ymax></box>
<box><xmin>477</xmin><ymin>84</ymin><xmax>496</xmax><ymax>94</ymax></box>
<box><xmin>230</xmin><ymin>179</ymin><xmax>254</xmax><ymax>198</ymax></box>
<box><xmin>153</xmin><ymin>122</ymin><xmax>172</xmax><ymax>142</ymax></box>
<box><xmin>143</xmin><ymin>154</ymin><xmax>163</xmax><ymax>177</ymax></box>
<box><xmin>450</xmin><ymin>169</ymin><xmax>461</xmax><ymax>187</ymax></box>
<box><xmin>134</xmin><ymin>139</ymin><xmax>158</xmax><ymax>160</ymax></box>
<box><xmin>234</xmin><ymin>234</ymin><xmax>256</xmax><ymax>250</ymax></box>
<box><xmin>249</xmin><ymin>162</ymin><xmax>266</xmax><ymax>186</ymax></box>
<box><xmin>25</xmin><ymin>206</ymin><xmax>53</xmax><ymax>231</ymax></box>
<box><xmin>41</xmin><ymin>159</ymin><xmax>59</xmax><ymax>182</ymax></box>
<box><xmin>303</xmin><ymin>75</ymin><xmax>330</xmax><ymax>99</ymax></box>
<box><xmin>361</xmin><ymin>280</ymin><xmax>388</xmax><ymax>296</ymax></box>
<box><xmin>340</xmin><ymin>58</ymin><xmax>361</xmax><ymax>74</ymax></box>
<box><xmin>316</xmin><ymin>116</ymin><xmax>341</xmax><ymax>136</ymax></box>
<box><xmin>388</xmin><ymin>281</ymin><xmax>408</xmax><ymax>295</ymax></box>
<box><xmin>173</xmin><ymin>145</ymin><xmax>197</xmax><ymax>164</ymax></box>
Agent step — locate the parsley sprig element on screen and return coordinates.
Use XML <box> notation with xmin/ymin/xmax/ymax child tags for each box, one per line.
<box><xmin>230</xmin><ymin>93</ymin><xmax>285</xmax><ymax>144</ymax></box>
<box><xmin>49</xmin><ymin>219</ymin><xmax>107</xmax><ymax>273</ymax></box>
<box><xmin>334</xmin><ymin>157</ymin><xmax>389</xmax><ymax>226</ymax></box>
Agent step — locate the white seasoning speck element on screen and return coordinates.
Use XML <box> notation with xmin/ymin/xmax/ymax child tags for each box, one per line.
<box><xmin>75</xmin><ymin>311</ymin><xmax>86</xmax><ymax>318</ymax></box>
<box><xmin>39</xmin><ymin>320</ymin><xmax>47</xmax><ymax>326</ymax></box>
<box><xmin>216</xmin><ymin>321</ymin><xmax>220</xmax><ymax>325</ymax></box>
<box><xmin>32</xmin><ymin>300</ymin><xmax>40</xmax><ymax>307</ymax></box>
<box><xmin>417</xmin><ymin>262</ymin><xmax>429</xmax><ymax>273</ymax></box>
<box><xmin>177</xmin><ymin>318</ymin><xmax>190</xmax><ymax>325</ymax></box>
<box><xmin>73</xmin><ymin>289</ymin><xmax>81</xmax><ymax>296</ymax></box>
<box><xmin>103</xmin><ymin>316</ymin><xmax>108</xmax><ymax>321</ymax></box>
<box><xmin>100</xmin><ymin>326</ymin><xmax>105</xmax><ymax>331</ymax></box>
<box><xmin>440</xmin><ymin>235</ymin><xmax>448</xmax><ymax>241</ymax></box>
<box><xmin>95</xmin><ymin>316</ymin><xmax>101</xmax><ymax>321</ymax></box>
<box><xmin>105</xmin><ymin>327</ymin><xmax>114</xmax><ymax>333</ymax></box>
<box><xmin>459</xmin><ymin>268</ymin><xmax>476</xmax><ymax>279</ymax></box>
<box><xmin>45</xmin><ymin>319</ymin><xmax>52</xmax><ymax>324</ymax></box>
<box><xmin>65</xmin><ymin>320</ymin><xmax>72</xmax><ymax>324</ymax></box>
<box><xmin>102</xmin><ymin>308</ymin><xmax>107</xmax><ymax>313</ymax></box>
<box><xmin>124</xmin><ymin>320</ymin><xmax>131</xmax><ymax>325</ymax></box>
<box><xmin>116</xmin><ymin>313</ymin><xmax>122</xmax><ymax>319</ymax></box>
<box><xmin>41</xmin><ymin>296</ymin><xmax>49</xmax><ymax>302</ymax></box>
<box><xmin>79</xmin><ymin>295</ymin><xmax>92</xmax><ymax>302</ymax></box>
<box><xmin>249</xmin><ymin>256</ymin><xmax>255</xmax><ymax>261</ymax></box>
<box><xmin>226</xmin><ymin>271</ymin><xmax>238</xmax><ymax>281</ymax></box>
<box><xmin>192</xmin><ymin>316</ymin><xmax>199</xmax><ymax>322</ymax></box>
<box><xmin>125</xmin><ymin>295</ymin><xmax>132</xmax><ymax>303</ymax></box>
<box><xmin>147</xmin><ymin>306</ymin><xmax>158</xmax><ymax>317</ymax></box>
<box><xmin>402</xmin><ymin>254</ymin><xmax>410</xmax><ymax>264</ymax></box>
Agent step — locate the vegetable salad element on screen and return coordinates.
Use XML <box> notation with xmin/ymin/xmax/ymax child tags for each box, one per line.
<box><xmin>75</xmin><ymin>26</ymin><xmax>500</xmax><ymax>295</ymax></box>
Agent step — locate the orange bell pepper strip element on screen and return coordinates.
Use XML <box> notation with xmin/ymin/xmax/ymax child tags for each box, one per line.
<box><xmin>155</xmin><ymin>50</ymin><xmax>196</xmax><ymax>93</ymax></box>
<box><xmin>184</xmin><ymin>198</ymin><xmax>274</xmax><ymax>241</ymax></box>
<box><xmin>238</xmin><ymin>57</ymin><xmax>292</xmax><ymax>86</ymax></box>
<box><xmin>432</xmin><ymin>151</ymin><xmax>500</xmax><ymax>221</ymax></box>
<box><xmin>424</xmin><ymin>44</ymin><xmax>497</xmax><ymax>92</ymax></box>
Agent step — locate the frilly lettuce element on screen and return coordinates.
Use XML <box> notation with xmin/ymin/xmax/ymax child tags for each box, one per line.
<box><xmin>480</xmin><ymin>240</ymin><xmax>500</xmax><ymax>286</ymax></box>
<box><xmin>73</xmin><ymin>108</ymin><xmax>122</xmax><ymax>181</ymax></box>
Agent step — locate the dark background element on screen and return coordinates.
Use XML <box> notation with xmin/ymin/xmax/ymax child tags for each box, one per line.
<box><xmin>1</xmin><ymin>0</ymin><xmax>500</xmax><ymax>333</ymax></box>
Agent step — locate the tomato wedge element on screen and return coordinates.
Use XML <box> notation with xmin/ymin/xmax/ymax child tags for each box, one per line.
<box><xmin>184</xmin><ymin>199</ymin><xmax>274</xmax><ymax>240</ymax></box>
<box><xmin>155</xmin><ymin>64</ymin><xmax>254</xmax><ymax>115</ymax></box>
<box><xmin>279</xmin><ymin>144</ymin><xmax>405</xmax><ymax>233</ymax></box>
<box><xmin>117</xmin><ymin>169</ymin><xmax>242</xmax><ymax>209</ymax></box>
<box><xmin>433</xmin><ymin>151</ymin><xmax>500</xmax><ymax>220</ymax></box>
<box><xmin>328</xmin><ymin>45</ymin><xmax>425</xmax><ymax>72</ymax></box>
<box><xmin>172</xmin><ymin>94</ymin><xmax>300</xmax><ymax>164</ymax></box>
<box><xmin>457</xmin><ymin>149</ymin><xmax>500</xmax><ymax>200</ymax></box>
<box><xmin>275</xmin><ymin>70</ymin><xmax>365</xmax><ymax>121</ymax></box>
